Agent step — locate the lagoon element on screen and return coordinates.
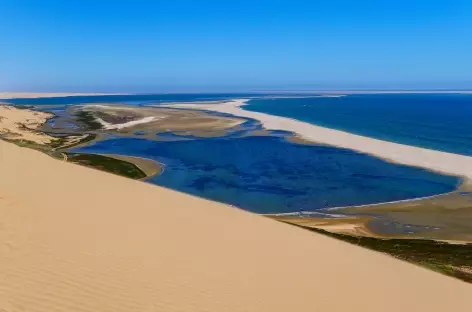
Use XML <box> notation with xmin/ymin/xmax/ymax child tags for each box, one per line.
<box><xmin>73</xmin><ymin>135</ymin><xmax>459</xmax><ymax>214</ymax></box>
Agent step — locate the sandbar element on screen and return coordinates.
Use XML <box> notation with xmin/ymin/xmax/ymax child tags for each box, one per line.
<box><xmin>73</xmin><ymin>104</ymin><xmax>247</xmax><ymax>137</ymax></box>
<box><xmin>164</xmin><ymin>99</ymin><xmax>472</xmax><ymax>178</ymax></box>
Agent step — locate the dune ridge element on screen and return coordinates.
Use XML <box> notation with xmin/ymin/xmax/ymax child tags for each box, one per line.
<box><xmin>0</xmin><ymin>139</ymin><xmax>470</xmax><ymax>312</ymax></box>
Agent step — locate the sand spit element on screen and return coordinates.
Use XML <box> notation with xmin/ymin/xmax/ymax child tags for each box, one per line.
<box><xmin>0</xmin><ymin>139</ymin><xmax>470</xmax><ymax>311</ymax></box>
<box><xmin>0</xmin><ymin>105</ymin><xmax>56</xmax><ymax>144</ymax></box>
<box><xmin>98</xmin><ymin>153</ymin><xmax>163</xmax><ymax>178</ymax></box>
<box><xmin>165</xmin><ymin>99</ymin><xmax>472</xmax><ymax>178</ymax></box>
<box><xmin>75</xmin><ymin>104</ymin><xmax>246</xmax><ymax>137</ymax></box>
<box><xmin>96</xmin><ymin>115</ymin><xmax>159</xmax><ymax>130</ymax></box>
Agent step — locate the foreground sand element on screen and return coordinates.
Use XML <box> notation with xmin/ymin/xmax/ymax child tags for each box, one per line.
<box><xmin>0</xmin><ymin>139</ymin><xmax>470</xmax><ymax>312</ymax></box>
<box><xmin>165</xmin><ymin>100</ymin><xmax>472</xmax><ymax>179</ymax></box>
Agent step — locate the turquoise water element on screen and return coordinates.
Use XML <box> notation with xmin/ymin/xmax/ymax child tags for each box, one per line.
<box><xmin>245</xmin><ymin>94</ymin><xmax>472</xmax><ymax>156</ymax></box>
<box><xmin>73</xmin><ymin>135</ymin><xmax>459</xmax><ymax>214</ymax></box>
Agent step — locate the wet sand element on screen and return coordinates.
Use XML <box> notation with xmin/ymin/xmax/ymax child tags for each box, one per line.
<box><xmin>45</xmin><ymin>104</ymin><xmax>247</xmax><ymax>139</ymax></box>
<box><xmin>340</xmin><ymin>180</ymin><xmax>472</xmax><ymax>241</ymax></box>
<box><xmin>266</xmin><ymin>179</ymin><xmax>472</xmax><ymax>242</ymax></box>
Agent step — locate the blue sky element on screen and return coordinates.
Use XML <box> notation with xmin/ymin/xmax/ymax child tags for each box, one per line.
<box><xmin>1</xmin><ymin>0</ymin><xmax>471</xmax><ymax>92</ymax></box>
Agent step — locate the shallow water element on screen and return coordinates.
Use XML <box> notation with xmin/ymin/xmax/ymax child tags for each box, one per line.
<box><xmin>245</xmin><ymin>94</ymin><xmax>472</xmax><ymax>156</ymax></box>
<box><xmin>73</xmin><ymin>135</ymin><xmax>459</xmax><ymax>214</ymax></box>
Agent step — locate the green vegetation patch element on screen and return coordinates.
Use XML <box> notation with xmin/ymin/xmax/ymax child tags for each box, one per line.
<box><xmin>66</xmin><ymin>153</ymin><xmax>147</xmax><ymax>179</ymax></box>
<box><xmin>289</xmin><ymin>223</ymin><xmax>472</xmax><ymax>283</ymax></box>
<box><xmin>74</xmin><ymin>111</ymin><xmax>103</xmax><ymax>130</ymax></box>
<box><xmin>47</xmin><ymin>137</ymin><xmax>69</xmax><ymax>149</ymax></box>
<box><xmin>2</xmin><ymin>137</ymin><xmax>53</xmax><ymax>153</ymax></box>
<box><xmin>48</xmin><ymin>133</ymin><xmax>97</xmax><ymax>150</ymax></box>
<box><xmin>13</xmin><ymin>104</ymin><xmax>36</xmax><ymax>110</ymax></box>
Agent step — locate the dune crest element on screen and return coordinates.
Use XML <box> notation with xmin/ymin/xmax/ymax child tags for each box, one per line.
<box><xmin>0</xmin><ymin>92</ymin><xmax>128</xmax><ymax>99</ymax></box>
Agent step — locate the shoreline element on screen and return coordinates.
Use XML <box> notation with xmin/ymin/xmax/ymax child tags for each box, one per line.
<box><xmin>163</xmin><ymin>99</ymin><xmax>472</xmax><ymax>179</ymax></box>
<box><xmin>268</xmin><ymin>178</ymin><xmax>472</xmax><ymax>242</ymax></box>
<box><xmin>266</xmin><ymin>178</ymin><xmax>466</xmax><ymax>216</ymax></box>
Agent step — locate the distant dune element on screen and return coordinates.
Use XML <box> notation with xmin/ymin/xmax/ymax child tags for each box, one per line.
<box><xmin>0</xmin><ymin>139</ymin><xmax>470</xmax><ymax>312</ymax></box>
<box><xmin>0</xmin><ymin>92</ymin><xmax>128</xmax><ymax>99</ymax></box>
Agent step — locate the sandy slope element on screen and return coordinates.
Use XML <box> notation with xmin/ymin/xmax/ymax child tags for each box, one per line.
<box><xmin>0</xmin><ymin>105</ymin><xmax>56</xmax><ymax>144</ymax></box>
<box><xmin>166</xmin><ymin>100</ymin><xmax>472</xmax><ymax>178</ymax></box>
<box><xmin>0</xmin><ymin>140</ymin><xmax>470</xmax><ymax>312</ymax></box>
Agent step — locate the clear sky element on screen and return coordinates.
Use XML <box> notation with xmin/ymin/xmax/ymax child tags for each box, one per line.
<box><xmin>1</xmin><ymin>0</ymin><xmax>471</xmax><ymax>92</ymax></box>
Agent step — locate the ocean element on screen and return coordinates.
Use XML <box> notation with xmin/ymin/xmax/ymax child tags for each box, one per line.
<box><xmin>244</xmin><ymin>94</ymin><xmax>472</xmax><ymax>156</ymax></box>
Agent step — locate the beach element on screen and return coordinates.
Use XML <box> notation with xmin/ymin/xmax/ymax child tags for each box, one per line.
<box><xmin>165</xmin><ymin>99</ymin><xmax>472</xmax><ymax>179</ymax></box>
<box><xmin>0</xmin><ymin>138</ymin><xmax>470</xmax><ymax>311</ymax></box>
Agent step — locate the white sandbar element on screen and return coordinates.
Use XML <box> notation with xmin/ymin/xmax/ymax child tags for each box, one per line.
<box><xmin>165</xmin><ymin>99</ymin><xmax>472</xmax><ymax>179</ymax></box>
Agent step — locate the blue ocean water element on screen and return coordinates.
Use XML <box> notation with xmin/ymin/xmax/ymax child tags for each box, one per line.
<box><xmin>73</xmin><ymin>136</ymin><xmax>459</xmax><ymax>214</ymax></box>
<box><xmin>245</xmin><ymin>94</ymin><xmax>472</xmax><ymax>156</ymax></box>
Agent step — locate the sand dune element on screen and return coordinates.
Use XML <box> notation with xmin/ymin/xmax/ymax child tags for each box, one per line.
<box><xmin>0</xmin><ymin>105</ymin><xmax>56</xmax><ymax>144</ymax></box>
<box><xmin>0</xmin><ymin>92</ymin><xmax>127</xmax><ymax>99</ymax></box>
<box><xmin>0</xmin><ymin>139</ymin><xmax>470</xmax><ymax>312</ymax></box>
<box><xmin>165</xmin><ymin>99</ymin><xmax>472</xmax><ymax>179</ymax></box>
